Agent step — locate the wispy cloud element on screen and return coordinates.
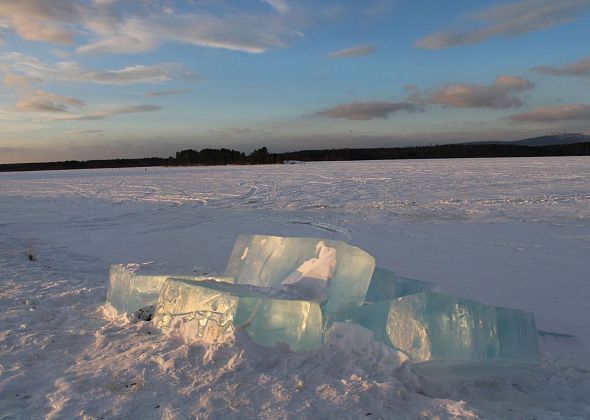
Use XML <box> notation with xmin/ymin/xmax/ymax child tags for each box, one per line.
<box><xmin>0</xmin><ymin>53</ymin><xmax>191</xmax><ymax>85</ymax></box>
<box><xmin>533</xmin><ymin>56</ymin><xmax>590</xmax><ymax>77</ymax></box>
<box><xmin>1</xmin><ymin>65</ymin><xmax>85</xmax><ymax>114</ymax></box>
<box><xmin>262</xmin><ymin>0</ymin><xmax>291</xmax><ymax>14</ymax></box>
<box><xmin>78</xmin><ymin>13</ymin><xmax>304</xmax><ymax>54</ymax></box>
<box><xmin>364</xmin><ymin>0</ymin><xmax>394</xmax><ymax>19</ymax></box>
<box><xmin>419</xmin><ymin>75</ymin><xmax>534</xmax><ymax>109</ymax></box>
<box><xmin>0</xmin><ymin>0</ymin><xmax>82</xmax><ymax>44</ymax></box>
<box><xmin>316</xmin><ymin>101</ymin><xmax>423</xmax><ymax>120</ymax></box>
<box><xmin>416</xmin><ymin>0</ymin><xmax>590</xmax><ymax>49</ymax></box>
<box><xmin>67</xmin><ymin>129</ymin><xmax>105</xmax><ymax>135</ymax></box>
<box><xmin>14</xmin><ymin>90</ymin><xmax>84</xmax><ymax>113</ymax></box>
<box><xmin>0</xmin><ymin>0</ymin><xmax>307</xmax><ymax>55</ymax></box>
<box><xmin>146</xmin><ymin>89</ymin><xmax>189</xmax><ymax>97</ymax></box>
<box><xmin>509</xmin><ymin>104</ymin><xmax>590</xmax><ymax>122</ymax></box>
<box><xmin>328</xmin><ymin>44</ymin><xmax>376</xmax><ymax>58</ymax></box>
<box><xmin>209</xmin><ymin>127</ymin><xmax>254</xmax><ymax>136</ymax></box>
<box><xmin>58</xmin><ymin>104</ymin><xmax>162</xmax><ymax>121</ymax></box>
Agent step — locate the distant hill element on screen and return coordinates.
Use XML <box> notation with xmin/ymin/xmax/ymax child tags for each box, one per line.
<box><xmin>468</xmin><ymin>133</ymin><xmax>590</xmax><ymax>147</ymax></box>
<box><xmin>512</xmin><ymin>133</ymin><xmax>590</xmax><ymax>147</ymax></box>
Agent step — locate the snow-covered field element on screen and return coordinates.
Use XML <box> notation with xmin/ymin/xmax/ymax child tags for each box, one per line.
<box><xmin>1</xmin><ymin>157</ymin><xmax>589</xmax><ymax>419</ymax></box>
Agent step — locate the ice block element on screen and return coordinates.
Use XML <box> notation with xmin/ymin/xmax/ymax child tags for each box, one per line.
<box><xmin>154</xmin><ymin>278</ymin><xmax>239</xmax><ymax>342</ymax></box>
<box><xmin>155</xmin><ymin>278</ymin><xmax>323</xmax><ymax>350</ymax></box>
<box><xmin>106</xmin><ymin>264</ymin><xmax>233</xmax><ymax>315</ymax></box>
<box><xmin>224</xmin><ymin>234</ymin><xmax>375</xmax><ymax>324</ymax></box>
<box><xmin>106</xmin><ymin>264</ymin><xmax>169</xmax><ymax>315</ymax></box>
<box><xmin>234</xmin><ymin>296</ymin><xmax>322</xmax><ymax>351</ymax></box>
<box><xmin>339</xmin><ymin>292</ymin><xmax>540</xmax><ymax>366</ymax></box>
<box><xmin>365</xmin><ymin>268</ymin><xmax>437</xmax><ymax>302</ymax></box>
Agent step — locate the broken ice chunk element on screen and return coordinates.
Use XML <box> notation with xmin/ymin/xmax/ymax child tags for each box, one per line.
<box><xmin>106</xmin><ymin>264</ymin><xmax>169</xmax><ymax>315</ymax></box>
<box><xmin>496</xmin><ymin>306</ymin><xmax>540</xmax><ymax>361</ymax></box>
<box><xmin>365</xmin><ymin>268</ymin><xmax>437</xmax><ymax>302</ymax></box>
<box><xmin>224</xmin><ymin>234</ymin><xmax>375</xmax><ymax>323</ymax></box>
<box><xmin>340</xmin><ymin>292</ymin><xmax>540</xmax><ymax>366</ymax></box>
<box><xmin>154</xmin><ymin>278</ymin><xmax>238</xmax><ymax>342</ymax></box>
<box><xmin>155</xmin><ymin>278</ymin><xmax>323</xmax><ymax>350</ymax></box>
<box><xmin>235</xmin><ymin>296</ymin><xmax>322</xmax><ymax>351</ymax></box>
<box><xmin>106</xmin><ymin>264</ymin><xmax>233</xmax><ymax>315</ymax></box>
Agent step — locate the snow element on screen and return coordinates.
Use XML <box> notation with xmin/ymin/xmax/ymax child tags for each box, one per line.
<box><xmin>0</xmin><ymin>157</ymin><xmax>589</xmax><ymax>418</ymax></box>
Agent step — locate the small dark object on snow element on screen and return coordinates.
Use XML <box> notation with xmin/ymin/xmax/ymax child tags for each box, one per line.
<box><xmin>25</xmin><ymin>245</ymin><xmax>37</xmax><ymax>261</ymax></box>
<box><xmin>133</xmin><ymin>305</ymin><xmax>155</xmax><ymax>322</ymax></box>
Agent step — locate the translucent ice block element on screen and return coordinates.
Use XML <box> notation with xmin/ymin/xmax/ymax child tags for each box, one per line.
<box><xmin>106</xmin><ymin>264</ymin><xmax>233</xmax><ymax>315</ymax></box>
<box><xmin>106</xmin><ymin>264</ymin><xmax>169</xmax><ymax>315</ymax></box>
<box><xmin>234</xmin><ymin>296</ymin><xmax>322</xmax><ymax>351</ymax></box>
<box><xmin>365</xmin><ymin>268</ymin><xmax>437</xmax><ymax>302</ymax></box>
<box><xmin>155</xmin><ymin>278</ymin><xmax>323</xmax><ymax>350</ymax></box>
<box><xmin>154</xmin><ymin>278</ymin><xmax>239</xmax><ymax>342</ymax></box>
<box><xmin>340</xmin><ymin>292</ymin><xmax>540</xmax><ymax>365</ymax></box>
<box><xmin>224</xmin><ymin>234</ymin><xmax>375</xmax><ymax>324</ymax></box>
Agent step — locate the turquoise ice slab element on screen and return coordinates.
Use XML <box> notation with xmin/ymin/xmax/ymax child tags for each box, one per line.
<box><xmin>234</xmin><ymin>296</ymin><xmax>322</xmax><ymax>351</ymax></box>
<box><xmin>155</xmin><ymin>278</ymin><xmax>323</xmax><ymax>351</ymax></box>
<box><xmin>106</xmin><ymin>265</ymin><xmax>169</xmax><ymax>315</ymax></box>
<box><xmin>365</xmin><ymin>268</ymin><xmax>437</xmax><ymax>302</ymax></box>
<box><xmin>224</xmin><ymin>234</ymin><xmax>375</xmax><ymax>324</ymax></box>
<box><xmin>339</xmin><ymin>292</ymin><xmax>540</xmax><ymax>365</ymax></box>
<box><xmin>106</xmin><ymin>264</ymin><xmax>233</xmax><ymax>315</ymax></box>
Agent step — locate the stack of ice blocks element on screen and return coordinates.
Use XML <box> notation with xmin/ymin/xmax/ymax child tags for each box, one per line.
<box><xmin>152</xmin><ymin>234</ymin><xmax>376</xmax><ymax>349</ymax></box>
<box><xmin>106</xmin><ymin>234</ymin><xmax>540</xmax><ymax>369</ymax></box>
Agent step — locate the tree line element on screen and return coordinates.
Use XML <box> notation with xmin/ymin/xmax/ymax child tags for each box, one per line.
<box><xmin>1</xmin><ymin>142</ymin><xmax>588</xmax><ymax>172</ymax></box>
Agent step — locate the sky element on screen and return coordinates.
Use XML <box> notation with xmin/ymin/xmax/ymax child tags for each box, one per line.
<box><xmin>1</xmin><ymin>0</ymin><xmax>590</xmax><ymax>163</ymax></box>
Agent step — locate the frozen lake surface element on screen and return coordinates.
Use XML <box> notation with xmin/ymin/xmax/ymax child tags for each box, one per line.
<box><xmin>1</xmin><ymin>157</ymin><xmax>589</xmax><ymax>418</ymax></box>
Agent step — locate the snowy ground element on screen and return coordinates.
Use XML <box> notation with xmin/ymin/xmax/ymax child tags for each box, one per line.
<box><xmin>0</xmin><ymin>157</ymin><xmax>589</xmax><ymax>418</ymax></box>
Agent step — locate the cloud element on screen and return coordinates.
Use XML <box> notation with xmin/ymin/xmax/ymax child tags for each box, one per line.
<box><xmin>262</xmin><ymin>0</ymin><xmax>291</xmax><ymax>14</ymax></box>
<box><xmin>78</xmin><ymin>12</ymin><xmax>303</xmax><ymax>54</ymax></box>
<box><xmin>0</xmin><ymin>0</ymin><xmax>84</xmax><ymax>44</ymax></box>
<box><xmin>328</xmin><ymin>44</ymin><xmax>376</xmax><ymax>58</ymax></box>
<box><xmin>1</xmin><ymin>71</ymin><xmax>41</xmax><ymax>89</ymax></box>
<box><xmin>509</xmin><ymin>104</ymin><xmax>590</xmax><ymax>122</ymax></box>
<box><xmin>1</xmin><ymin>66</ymin><xmax>85</xmax><ymax>114</ymax></box>
<box><xmin>316</xmin><ymin>101</ymin><xmax>423</xmax><ymax>120</ymax></box>
<box><xmin>416</xmin><ymin>0</ymin><xmax>590</xmax><ymax>49</ymax></box>
<box><xmin>146</xmin><ymin>89</ymin><xmax>189</xmax><ymax>97</ymax></box>
<box><xmin>14</xmin><ymin>90</ymin><xmax>84</xmax><ymax>113</ymax></box>
<box><xmin>493</xmin><ymin>75</ymin><xmax>535</xmax><ymax>91</ymax></box>
<box><xmin>68</xmin><ymin>129</ymin><xmax>105</xmax><ymax>135</ymax></box>
<box><xmin>58</xmin><ymin>104</ymin><xmax>162</xmax><ymax>121</ymax></box>
<box><xmin>533</xmin><ymin>56</ymin><xmax>590</xmax><ymax>77</ymax></box>
<box><xmin>0</xmin><ymin>1</ymin><xmax>306</xmax><ymax>55</ymax></box>
<box><xmin>423</xmin><ymin>75</ymin><xmax>534</xmax><ymax>109</ymax></box>
<box><xmin>209</xmin><ymin>127</ymin><xmax>255</xmax><ymax>136</ymax></box>
<box><xmin>364</xmin><ymin>0</ymin><xmax>394</xmax><ymax>19</ymax></box>
<box><xmin>76</xmin><ymin>17</ymin><xmax>159</xmax><ymax>54</ymax></box>
<box><xmin>75</xmin><ymin>64</ymin><xmax>190</xmax><ymax>85</ymax></box>
<box><xmin>0</xmin><ymin>53</ymin><xmax>191</xmax><ymax>85</ymax></box>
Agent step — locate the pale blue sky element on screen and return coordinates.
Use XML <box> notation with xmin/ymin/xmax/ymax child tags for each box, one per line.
<box><xmin>1</xmin><ymin>0</ymin><xmax>590</xmax><ymax>163</ymax></box>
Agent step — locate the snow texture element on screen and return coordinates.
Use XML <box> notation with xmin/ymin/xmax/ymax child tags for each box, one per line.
<box><xmin>1</xmin><ymin>157</ymin><xmax>589</xmax><ymax>418</ymax></box>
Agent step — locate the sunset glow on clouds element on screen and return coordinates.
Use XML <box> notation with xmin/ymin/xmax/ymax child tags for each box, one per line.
<box><xmin>1</xmin><ymin>0</ymin><xmax>590</xmax><ymax>162</ymax></box>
